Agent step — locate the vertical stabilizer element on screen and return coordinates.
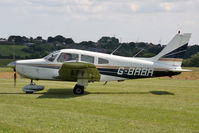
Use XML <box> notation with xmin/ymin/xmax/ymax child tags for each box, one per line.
<box><xmin>152</xmin><ymin>33</ymin><xmax>191</xmax><ymax>67</ymax></box>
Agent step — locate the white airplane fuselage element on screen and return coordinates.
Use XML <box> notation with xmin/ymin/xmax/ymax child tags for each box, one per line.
<box><xmin>15</xmin><ymin>49</ymin><xmax>180</xmax><ymax>82</ymax></box>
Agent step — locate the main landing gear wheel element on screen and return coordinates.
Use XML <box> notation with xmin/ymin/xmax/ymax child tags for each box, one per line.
<box><xmin>73</xmin><ymin>84</ymin><xmax>85</xmax><ymax>94</ymax></box>
<box><xmin>25</xmin><ymin>91</ymin><xmax>34</xmax><ymax>94</ymax></box>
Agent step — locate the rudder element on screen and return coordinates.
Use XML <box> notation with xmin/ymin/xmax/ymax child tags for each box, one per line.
<box><xmin>152</xmin><ymin>32</ymin><xmax>191</xmax><ymax>67</ymax></box>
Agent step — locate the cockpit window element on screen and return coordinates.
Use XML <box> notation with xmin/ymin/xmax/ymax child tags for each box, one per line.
<box><xmin>44</xmin><ymin>51</ymin><xmax>59</xmax><ymax>62</ymax></box>
<box><xmin>57</xmin><ymin>53</ymin><xmax>79</xmax><ymax>62</ymax></box>
<box><xmin>98</xmin><ymin>58</ymin><xmax>109</xmax><ymax>64</ymax></box>
<box><xmin>81</xmin><ymin>55</ymin><xmax>94</xmax><ymax>64</ymax></box>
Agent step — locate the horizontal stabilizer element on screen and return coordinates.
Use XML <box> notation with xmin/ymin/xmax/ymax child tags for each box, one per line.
<box><xmin>169</xmin><ymin>68</ymin><xmax>192</xmax><ymax>72</ymax></box>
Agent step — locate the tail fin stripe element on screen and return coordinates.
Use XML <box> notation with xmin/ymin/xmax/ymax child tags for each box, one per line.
<box><xmin>158</xmin><ymin>58</ymin><xmax>183</xmax><ymax>62</ymax></box>
<box><xmin>161</xmin><ymin>43</ymin><xmax>188</xmax><ymax>59</ymax></box>
<box><xmin>162</xmin><ymin>50</ymin><xmax>186</xmax><ymax>58</ymax></box>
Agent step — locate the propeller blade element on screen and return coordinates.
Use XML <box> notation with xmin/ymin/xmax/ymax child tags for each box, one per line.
<box><xmin>8</xmin><ymin>61</ymin><xmax>17</xmax><ymax>87</ymax></box>
<box><xmin>14</xmin><ymin>68</ymin><xmax>16</xmax><ymax>87</ymax></box>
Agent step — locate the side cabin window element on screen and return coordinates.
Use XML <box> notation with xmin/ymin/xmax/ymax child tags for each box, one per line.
<box><xmin>81</xmin><ymin>54</ymin><xmax>94</xmax><ymax>64</ymax></box>
<box><xmin>98</xmin><ymin>58</ymin><xmax>109</xmax><ymax>64</ymax></box>
<box><xmin>57</xmin><ymin>53</ymin><xmax>79</xmax><ymax>62</ymax></box>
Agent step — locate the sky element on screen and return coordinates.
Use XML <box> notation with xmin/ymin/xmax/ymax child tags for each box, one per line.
<box><xmin>0</xmin><ymin>0</ymin><xmax>199</xmax><ymax>45</ymax></box>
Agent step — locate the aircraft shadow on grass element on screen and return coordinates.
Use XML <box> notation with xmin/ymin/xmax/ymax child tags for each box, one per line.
<box><xmin>87</xmin><ymin>91</ymin><xmax>174</xmax><ymax>95</ymax></box>
<box><xmin>36</xmin><ymin>88</ymin><xmax>174</xmax><ymax>99</ymax></box>
<box><xmin>0</xmin><ymin>89</ymin><xmax>174</xmax><ymax>99</ymax></box>
<box><xmin>37</xmin><ymin>88</ymin><xmax>87</xmax><ymax>99</ymax></box>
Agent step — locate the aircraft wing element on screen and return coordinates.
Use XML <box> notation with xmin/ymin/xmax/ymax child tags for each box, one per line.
<box><xmin>57</xmin><ymin>62</ymin><xmax>100</xmax><ymax>82</ymax></box>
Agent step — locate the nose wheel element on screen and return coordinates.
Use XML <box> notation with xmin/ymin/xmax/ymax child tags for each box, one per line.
<box><xmin>73</xmin><ymin>84</ymin><xmax>85</xmax><ymax>94</ymax></box>
<box><xmin>22</xmin><ymin>79</ymin><xmax>44</xmax><ymax>94</ymax></box>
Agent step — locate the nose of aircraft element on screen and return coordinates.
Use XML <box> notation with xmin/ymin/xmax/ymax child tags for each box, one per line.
<box><xmin>8</xmin><ymin>61</ymin><xmax>16</xmax><ymax>68</ymax></box>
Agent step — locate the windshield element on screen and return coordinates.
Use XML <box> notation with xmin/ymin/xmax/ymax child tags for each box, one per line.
<box><xmin>44</xmin><ymin>51</ymin><xmax>60</xmax><ymax>62</ymax></box>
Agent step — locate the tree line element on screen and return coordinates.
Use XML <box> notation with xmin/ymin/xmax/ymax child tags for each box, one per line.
<box><xmin>6</xmin><ymin>35</ymin><xmax>74</xmax><ymax>45</ymax></box>
<box><xmin>0</xmin><ymin>35</ymin><xmax>199</xmax><ymax>67</ymax></box>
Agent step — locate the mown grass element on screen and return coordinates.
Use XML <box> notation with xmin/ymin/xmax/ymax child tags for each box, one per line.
<box><xmin>183</xmin><ymin>67</ymin><xmax>199</xmax><ymax>71</ymax></box>
<box><xmin>0</xmin><ymin>66</ymin><xmax>13</xmax><ymax>72</ymax></box>
<box><xmin>0</xmin><ymin>76</ymin><xmax>199</xmax><ymax>132</ymax></box>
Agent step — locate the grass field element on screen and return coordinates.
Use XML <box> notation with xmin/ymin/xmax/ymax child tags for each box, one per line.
<box><xmin>0</xmin><ymin>69</ymin><xmax>199</xmax><ymax>132</ymax></box>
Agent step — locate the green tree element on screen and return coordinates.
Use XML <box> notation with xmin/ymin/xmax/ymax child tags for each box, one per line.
<box><xmin>54</xmin><ymin>35</ymin><xmax>66</xmax><ymax>43</ymax></box>
<box><xmin>183</xmin><ymin>52</ymin><xmax>199</xmax><ymax>67</ymax></box>
<box><xmin>97</xmin><ymin>37</ymin><xmax>119</xmax><ymax>46</ymax></box>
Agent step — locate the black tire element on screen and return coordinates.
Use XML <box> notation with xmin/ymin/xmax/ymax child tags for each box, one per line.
<box><xmin>26</xmin><ymin>91</ymin><xmax>33</xmax><ymax>94</ymax></box>
<box><xmin>73</xmin><ymin>85</ymin><xmax>84</xmax><ymax>94</ymax></box>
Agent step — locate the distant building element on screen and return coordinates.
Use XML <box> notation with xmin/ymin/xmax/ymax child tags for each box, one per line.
<box><xmin>0</xmin><ymin>38</ymin><xmax>7</xmax><ymax>42</ymax></box>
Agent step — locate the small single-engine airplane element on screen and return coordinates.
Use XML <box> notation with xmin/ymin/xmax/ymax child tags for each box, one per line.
<box><xmin>8</xmin><ymin>32</ymin><xmax>191</xmax><ymax>94</ymax></box>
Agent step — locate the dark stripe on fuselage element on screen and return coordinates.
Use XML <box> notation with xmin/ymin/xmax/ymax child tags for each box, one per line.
<box><xmin>98</xmin><ymin>68</ymin><xmax>181</xmax><ymax>79</ymax></box>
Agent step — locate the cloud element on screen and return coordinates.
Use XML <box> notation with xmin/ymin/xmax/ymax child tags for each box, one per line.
<box><xmin>2</xmin><ymin>0</ymin><xmax>196</xmax><ymax>18</ymax></box>
<box><xmin>160</xmin><ymin>2</ymin><xmax>175</xmax><ymax>11</ymax></box>
<box><xmin>0</xmin><ymin>0</ymin><xmax>199</xmax><ymax>44</ymax></box>
<box><xmin>130</xmin><ymin>2</ymin><xmax>139</xmax><ymax>12</ymax></box>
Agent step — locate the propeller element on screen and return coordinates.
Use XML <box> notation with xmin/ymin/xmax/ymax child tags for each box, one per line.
<box><xmin>14</xmin><ymin>67</ymin><xmax>16</xmax><ymax>87</ymax></box>
<box><xmin>8</xmin><ymin>61</ymin><xmax>17</xmax><ymax>87</ymax></box>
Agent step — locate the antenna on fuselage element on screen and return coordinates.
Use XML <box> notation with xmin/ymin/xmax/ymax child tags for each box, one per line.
<box><xmin>133</xmin><ymin>48</ymin><xmax>145</xmax><ymax>57</ymax></box>
<box><xmin>110</xmin><ymin>37</ymin><xmax>123</xmax><ymax>55</ymax></box>
<box><xmin>111</xmin><ymin>44</ymin><xmax>122</xmax><ymax>55</ymax></box>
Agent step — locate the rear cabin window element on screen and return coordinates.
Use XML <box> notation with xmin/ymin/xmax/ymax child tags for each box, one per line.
<box><xmin>98</xmin><ymin>58</ymin><xmax>109</xmax><ymax>64</ymax></box>
<box><xmin>57</xmin><ymin>53</ymin><xmax>79</xmax><ymax>62</ymax></box>
<box><xmin>81</xmin><ymin>55</ymin><xmax>94</xmax><ymax>64</ymax></box>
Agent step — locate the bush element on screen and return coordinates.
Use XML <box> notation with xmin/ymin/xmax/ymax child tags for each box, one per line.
<box><xmin>182</xmin><ymin>52</ymin><xmax>199</xmax><ymax>67</ymax></box>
